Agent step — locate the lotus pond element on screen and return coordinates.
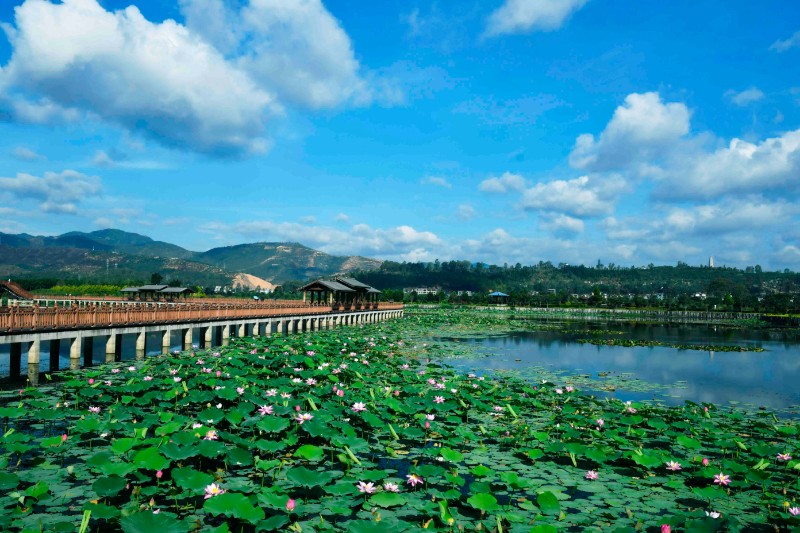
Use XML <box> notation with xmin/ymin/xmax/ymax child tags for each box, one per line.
<box><xmin>1</xmin><ymin>308</ymin><xmax>799</xmax><ymax>532</ymax></box>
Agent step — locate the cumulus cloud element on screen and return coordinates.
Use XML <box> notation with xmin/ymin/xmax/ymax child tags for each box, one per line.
<box><xmin>485</xmin><ymin>0</ymin><xmax>589</xmax><ymax>37</ymax></box>
<box><xmin>520</xmin><ymin>175</ymin><xmax>626</xmax><ymax>217</ymax></box>
<box><xmin>726</xmin><ymin>87</ymin><xmax>765</xmax><ymax>106</ymax></box>
<box><xmin>421</xmin><ymin>176</ymin><xmax>452</xmax><ymax>188</ymax></box>
<box><xmin>0</xmin><ymin>0</ymin><xmax>276</xmax><ymax>156</ymax></box>
<box><xmin>181</xmin><ymin>0</ymin><xmax>372</xmax><ymax>109</ymax></box>
<box><xmin>456</xmin><ymin>204</ymin><xmax>477</xmax><ymax>220</ymax></box>
<box><xmin>0</xmin><ymin>169</ymin><xmax>101</xmax><ymax>214</ymax></box>
<box><xmin>539</xmin><ymin>213</ymin><xmax>584</xmax><ymax>235</ymax></box>
<box><xmin>479</xmin><ymin>172</ymin><xmax>526</xmax><ymax>193</ymax></box>
<box><xmin>569</xmin><ymin>92</ymin><xmax>690</xmax><ymax>172</ymax></box>
<box><xmin>660</xmin><ymin>129</ymin><xmax>800</xmax><ymax>199</ymax></box>
<box><xmin>770</xmin><ymin>30</ymin><xmax>800</xmax><ymax>52</ymax></box>
<box><xmin>12</xmin><ymin>146</ymin><xmax>44</xmax><ymax>161</ymax></box>
<box><xmin>0</xmin><ymin>0</ymin><xmax>383</xmax><ymax>156</ymax></box>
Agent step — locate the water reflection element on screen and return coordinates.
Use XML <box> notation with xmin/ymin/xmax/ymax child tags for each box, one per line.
<box><xmin>440</xmin><ymin>324</ymin><xmax>800</xmax><ymax>413</ymax></box>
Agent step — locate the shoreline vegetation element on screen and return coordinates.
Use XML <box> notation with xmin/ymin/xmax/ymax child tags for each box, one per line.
<box><xmin>0</xmin><ymin>308</ymin><xmax>798</xmax><ymax>532</ymax></box>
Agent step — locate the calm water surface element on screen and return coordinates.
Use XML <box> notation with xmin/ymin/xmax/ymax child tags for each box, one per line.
<box><xmin>439</xmin><ymin>322</ymin><xmax>800</xmax><ymax>413</ymax></box>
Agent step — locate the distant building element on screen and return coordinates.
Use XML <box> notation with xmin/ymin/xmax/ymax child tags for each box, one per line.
<box><xmin>455</xmin><ymin>290</ymin><xmax>473</xmax><ymax>297</ymax></box>
<box><xmin>403</xmin><ymin>287</ymin><xmax>440</xmax><ymax>295</ymax></box>
<box><xmin>709</xmin><ymin>256</ymin><xmax>714</xmax><ymax>268</ymax></box>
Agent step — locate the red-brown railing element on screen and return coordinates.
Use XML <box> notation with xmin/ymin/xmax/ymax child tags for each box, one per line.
<box><xmin>0</xmin><ymin>301</ymin><xmax>403</xmax><ymax>332</ymax></box>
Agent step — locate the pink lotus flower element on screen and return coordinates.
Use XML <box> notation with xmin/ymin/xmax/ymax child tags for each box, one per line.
<box><xmin>596</xmin><ymin>418</ymin><xmax>604</xmax><ymax>428</ymax></box>
<box><xmin>425</xmin><ymin>421</ymin><xmax>430</xmax><ymax>429</ymax></box>
<box><xmin>286</xmin><ymin>498</ymin><xmax>296</xmax><ymax>512</ymax></box>
<box><xmin>336</xmin><ymin>389</ymin><xmax>345</xmax><ymax>397</ymax></box>
<box><xmin>204</xmin><ymin>430</ymin><xmax>218</xmax><ymax>440</ymax></box>
<box><xmin>566</xmin><ymin>386</ymin><xmax>574</xmax><ymax>392</ymax></box>
<box><xmin>204</xmin><ymin>483</ymin><xmax>225</xmax><ymax>499</ymax></box>
<box><xmin>156</xmin><ymin>470</ymin><xmax>163</xmax><ymax>479</ymax></box>
<box><xmin>777</xmin><ymin>453</ymin><xmax>792</xmax><ymax>461</ymax></box>
<box><xmin>356</xmin><ymin>481</ymin><xmax>376</xmax><ymax>493</ymax></box>
<box><xmin>258</xmin><ymin>405</ymin><xmax>273</xmax><ymax>416</ymax></box>
<box><xmin>425</xmin><ymin>414</ymin><xmax>435</xmax><ymax>420</ymax></box>
<box><xmin>265</xmin><ymin>389</ymin><xmax>278</xmax><ymax>397</ymax></box>
<box><xmin>88</xmin><ymin>378</ymin><xmax>94</xmax><ymax>384</ymax></box>
<box><xmin>406</xmin><ymin>474</ymin><xmax>423</xmax><ymax>487</ymax></box>
<box><xmin>143</xmin><ymin>376</ymin><xmax>153</xmax><ymax>381</ymax></box>
<box><xmin>433</xmin><ymin>396</ymin><xmax>445</xmax><ymax>404</ymax></box>
<box><xmin>661</xmin><ymin>525</ymin><xmax>671</xmax><ymax>533</ymax></box>
<box><xmin>111</xmin><ymin>368</ymin><xmax>120</xmax><ymax>374</ymax></box>
<box><xmin>61</xmin><ymin>434</ymin><xmax>68</xmax><ymax>443</ymax></box>
<box><xmin>702</xmin><ymin>457</ymin><xmax>709</xmax><ymax>466</ymax></box>
<box><xmin>383</xmin><ymin>482</ymin><xmax>400</xmax><ymax>492</ymax></box>
<box><xmin>295</xmin><ymin>413</ymin><xmax>313</xmax><ymax>424</ymax></box>
<box><xmin>88</xmin><ymin>406</ymin><xmax>101</xmax><ymax>414</ymax></box>
<box><xmin>585</xmin><ymin>470</ymin><xmax>599</xmax><ymax>480</ymax></box>
<box><xmin>665</xmin><ymin>461</ymin><xmax>682</xmax><ymax>471</ymax></box>
<box><xmin>789</xmin><ymin>506</ymin><xmax>800</xmax><ymax>516</ymax></box>
<box><xmin>237</xmin><ymin>387</ymin><xmax>245</xmax><ymax>395</ymax></box>
<box><xmin>352</xmin><ymin>402</ymin><xmax>367</xmax><ymax>413</ymax></box>
<box><xmin>713</xmin><ymin>473</ymin><xmax>730</xmax><ymax>486</ymax></box>
<box><xmin>173</xmin><ymin>377</ymin><xmax>181</xmax><ymax>383</ymax></box>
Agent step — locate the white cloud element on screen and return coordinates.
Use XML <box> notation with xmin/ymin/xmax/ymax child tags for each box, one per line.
<box><xmin>0</xmin><ymin>0</ymin><xmax>276</xmax><ymax>156</ymax></box>
<box><xmin>663</xmin><ymin>198</ymin><xmax>797</xmax><ymax>236</ymax></box>
<box><xmin>770</xmin><ymin>30</ymin><xmax>800</xmax><ymax>52</ymax></box>
<box><xmin>569</xmin><ymin>92</ymin><xmax>690</xmax><ymax>171</ymax></box>
<box><xmin>228</xmin><ymin>220</ymin><xmax>444</xmax><ymax>261</ymax></box>
<box><xmin>726</xmin><ymin>87</ymin><xmax>764</xmax><ymax>106</ymax></box>
<box><xmin>479</xmin><ymin>172</ymin><xmax>526</xmax><ymax>193</ymax></box>
<box><xmin>540</xmin><ymin>213</ymin><xmax>584</xmax><ymax>235</ymax></box>
<box><xmin>485</xmin><ymin>0</ymin><xmax>589</xmax><ymax>37</ymax></box>
<box><xmin>456</xmin><ymin>204</ymin><xmax>477</xmax><ymax>220</ymax></box>
<box><xmin>182</xmin><ymin>0</ymin><xmax>372</xmax><ymax>109</ymax></box>
<box><xmin>0</xmin><ymin>169</ymin><xmax>101</xmax><ymax>214</ymax></box>
<box><xmin>422</xmin><ymin>176</ymin><xmax>452</xmax><ymax>188</ymax></box>
<box><xmin>12</xmin><ymin>146</ymin><xmax>44</xmax><ymax>161</ymax></box>
<box><xmin>520</xmin><ymin>175</ymin><xmax>626</xmax><ymax>217</ymax></box>
<box><xmin>660</xmin><ymin>129</ymin><xmax>800</xmax><ymax>199</ymax></box>
<box><xmin>569</xmin><ymin>92</ymin><xmax>690</xmax><ymax>172</ymax></box>
<box><xmin>335</xmin><ymin>213</ymin><xmax>350</xmax><ymax>223</ymax></box>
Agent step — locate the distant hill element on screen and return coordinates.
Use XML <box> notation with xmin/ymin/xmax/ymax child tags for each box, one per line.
<box><xmin>0</xmin><ymin>229</ymin><xmax>383</xmax><ymax>286</ymax></box>
<box><xmin>196</xmin><ymin>242</ymin><xmax>382</xmax><ymax>283</ymax></box>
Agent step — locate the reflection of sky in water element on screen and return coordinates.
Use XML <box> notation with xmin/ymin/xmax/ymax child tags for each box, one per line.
<box><xmin>439</xmin><ymin>324</ymin><xmax>800</xmax><ymax>412</ymax></box>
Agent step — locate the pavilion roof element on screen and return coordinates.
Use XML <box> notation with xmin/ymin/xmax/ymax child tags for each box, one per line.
<box><xmin>298</xmin><ymin>279</ymin><xmax>355</xmax><ymax>292</ymax></box>
<box><xmin>139</xmin><ymin>284</ymin><xmax>169</xmax><ymax>291</ymax></box>
<box><xmin>335</xmin><ymin>277</ymin><xmax>372</xmax><ymax>290</ymax></box>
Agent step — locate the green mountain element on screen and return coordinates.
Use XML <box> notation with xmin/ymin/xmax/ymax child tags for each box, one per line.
<box><xmin>196</xmin><ymin>242</ymin><xmax>383</xmax><ymax>283</ymax></box>
<box><xmin>0</xmin><ymin>229</ymin><xmax>383</xmax><ymax>286</ymax></box>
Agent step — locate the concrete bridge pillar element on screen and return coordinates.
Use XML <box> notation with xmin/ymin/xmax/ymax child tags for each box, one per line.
<box><xmin>9</xmin><ymin>342</ymin><xmax>21</xmax><ymax>379</ymax></box>
<box><xmin>49</xmin><ymin>339</ymin><xmax>60</xmax><ymax>372</ymax></box>
<box><xmin>27</xmin><ymin>339</ymin><xmax>40</xmax><ymax>387</ymax></box>
<box><xmin>70</xmin><ymin>336</ymin><xmax>82</xmax><ymax>370</ymax></box>
<box><xmin>183</xmin><ymin>328</ymin><xmax>193</xmax><ymax>351</ymax></box>
<box><xmin>162</xmin><ymin>330</ymin><xmax>171</xmax><ymax>355</ymax></box>
<box><xmin>252</xmin><ymin>322</ymin><xmax>261</xmax><ymax>338</ymax></box>
<box><xmin>275</xmin><ymin>320</ymin><xmax>283</xmax><ymax>336</ymax></box>
<box><xmin>83</xmin><ymin>337</ymin><xmax>93</xmax><ymax>367</ymax></box>
<box><xmin>265</xmin><ymin>320</ymin><xmax>273</xmax><ymax>336</ymax></box>
<box><xmin>135</xmin><ymin>331</ymin><xmax>146</xmax><ymax>360</ymax></box>
<box><xmin>203</xmin><ymin>326</ymin><xmax>213</xmax><ymax>349</ymax></box>
<box><xmin>287</xmin><ymin>319</ymin><xmax>295</xmax><ymax>335</ymax></box>
<box><xmin>105</xmin><ymin>334</ymin><xmax>116</xmax><ymax>363</ymax></box>
<box><xmin>238</xmin><ymin>323</ymin><xmax>246</xmax><ymax>338</ymax></box>
<box><xmin>222</xmin><ymin>325</ymin><xmax>230</xmax><ymax>346</ymax></box>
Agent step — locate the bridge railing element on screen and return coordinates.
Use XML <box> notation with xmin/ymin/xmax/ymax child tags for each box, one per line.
<box><xmin>0</xmin><ymin>301</ymin><xmax>319</xmax><ymax>332</ymax></box>
<box><xmin>0</xmin><ymin>300</ymin><xmax>404</xmax><ymax>332</ymax></box>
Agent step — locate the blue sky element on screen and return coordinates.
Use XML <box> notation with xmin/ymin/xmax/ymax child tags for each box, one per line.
<box><xmin>1</xmin><ymin>0</ymin><xmax>799</xmax><ymax>270</ymax></box>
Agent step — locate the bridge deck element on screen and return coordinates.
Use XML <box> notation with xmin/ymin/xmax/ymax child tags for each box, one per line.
<box><xmin>1</xmin><ymin>301</ymin><xmax>403</xmax><ymax>334</ymax></box>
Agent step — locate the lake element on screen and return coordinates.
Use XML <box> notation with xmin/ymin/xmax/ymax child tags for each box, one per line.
<box><xmin>438</xmin><ymin>321</ymin><xmax>800</xmax><ymax>415</ymax></box>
